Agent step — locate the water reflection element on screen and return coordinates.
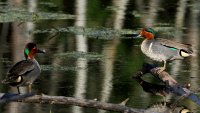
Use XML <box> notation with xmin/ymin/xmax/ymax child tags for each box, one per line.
<box><xmin>73</xmin><ymin>0</ymin><xmax>87</xmax><ymax>113</ymax></box>
<box><xmin>5</xmin><ymin>0</ymin><xmax>36</xmax><ymax>113</ymax></box>
<box><xmin>99</xmin><ymin>0</ymin><xmax>128</xmax><ymax>113</ymax></box>
<box><xmin>188</xmin><ymin>1</ymin><xmax>200</xmax><ymax>111</ymax></box>
<box><xmin>0</xmin><ymin>0</ymin><xmax>199</xmax><ymax>113</ymax></box>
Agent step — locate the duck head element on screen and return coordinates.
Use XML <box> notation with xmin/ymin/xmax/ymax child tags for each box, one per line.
<box><xmin>138</xmin><ymin>28</ymin><xmax>156</xmax><ymax>40</ymax></box>
<box><xmin>24</xmin><ymin>43</ymin><xmax>45</xmax><ymax>59</ymax></box>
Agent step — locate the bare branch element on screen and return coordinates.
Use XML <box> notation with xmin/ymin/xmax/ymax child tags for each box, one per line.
<box><xmin>0</xmin><ymin>93</ymin><xmax>144</xmax><ymax>113</ymax></box>
<box><xmin>0</xmin><ymin>93</ymin><xmax>34</xmax><ymax>103</ymax></box>
<box><xmin>133</xmin><ymin>63</ymin><xmax>200</xmax><ymax>106</ymax></box>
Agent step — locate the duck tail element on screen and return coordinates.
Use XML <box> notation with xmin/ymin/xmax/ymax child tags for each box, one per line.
<box><xmin>190</xmin><ymin>49</ymin><xmax>198</xmax><ymax>57</ymax></box>
<box><xmin>2</xmin><ymin>74</ymin><xmax>21</xmax><ymax>84</ymax></box>
<box><xmin>2</xmin><ymin>78</ymin><xmax>10</xmax><ymax>84</ymax></box>
<box><xmin>179</xmin><ymin>48</ymin><xmax>193</xmax><ymax>57</ymax></box>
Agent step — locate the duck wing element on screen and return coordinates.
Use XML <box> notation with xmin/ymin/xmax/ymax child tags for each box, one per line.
<box><xmin>8</xmin><ymin>60</ymin><xmax>35</xmax><ymax>76</ymax></box>
<box><xmin>2</xmin><ymin>60</ymin><xmax>35</xmax><ymax>84</ymax></box>
<box><xmin>156</xmin><ymin>38</ymin><xmax>193</xmax><ymax>53</ymax></box>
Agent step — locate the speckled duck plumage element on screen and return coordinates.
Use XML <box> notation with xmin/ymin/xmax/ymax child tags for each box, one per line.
<box><xmin>138</xmin><ymin>28</ymin><xmax>193</xmax><ymax>71</ymax></box>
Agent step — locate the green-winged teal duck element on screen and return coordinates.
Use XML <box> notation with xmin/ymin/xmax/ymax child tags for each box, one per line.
<box><xmin>2</xmin><ymin>43</ymin><xmax>45</xmax><ymax>94</ymax></box>
<box><xmin>138</xmin><ymin>28</ymin><xmax>193</xmax><ymax>72</ymax></box>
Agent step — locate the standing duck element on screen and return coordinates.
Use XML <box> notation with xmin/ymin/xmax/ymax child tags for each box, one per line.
<box><xmin>2</xmin><ymin>43</ymin><xmax>45</xmax><ymax>94</ymax></box>
<box><xmin>138</xmin><ymin>28</ymin><xmax>193</xmax><ymax>72</ymax></box>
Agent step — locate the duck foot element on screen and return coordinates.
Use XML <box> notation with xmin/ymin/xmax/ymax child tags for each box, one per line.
<box><xmin>155</xmin><ymin>67</ymin><xmax>165</xmax><ymax>74</ymax></box>
<box><xmin>17</xmin><ymin>87</ymin><xmax>20</xmax><ymax>94</ymax></box>
<box><xmin>163</xmin><ymin>96</ymin><xmax>167</xmax><ymax>106</ymax></box>
<box><xmin>28</xmin><ymin>84</ymin><xmax>32</xmax><ymax>93</ymax></box>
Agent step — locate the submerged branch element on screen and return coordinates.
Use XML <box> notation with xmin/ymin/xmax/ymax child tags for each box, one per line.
<box><xmin>133</xmin><ymin>63</ymin><xmax>200</xmax><ymax>105</ymax></box>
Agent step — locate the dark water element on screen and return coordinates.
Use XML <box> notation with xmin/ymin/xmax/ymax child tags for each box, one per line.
<box><xmin>0</xmin><ymin>0</ymin><xmax>200</xmax><ymax>113</ymax></box>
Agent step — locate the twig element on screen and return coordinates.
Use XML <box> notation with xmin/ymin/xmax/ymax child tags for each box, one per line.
<box><xmin>120</xmin><ymin>98</ymin><xmax>130</xmax><ymax>105</ymax></box>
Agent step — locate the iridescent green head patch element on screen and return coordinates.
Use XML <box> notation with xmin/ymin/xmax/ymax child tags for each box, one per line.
<box><xmin>25</xmin><ymin>48</ymin><xmax>29</xmax><ymax>55</ymax></box>
<box><xmin>146</xmin><ymin>28</ymin><xmax>156</xmax><ymax>35</ymax></box>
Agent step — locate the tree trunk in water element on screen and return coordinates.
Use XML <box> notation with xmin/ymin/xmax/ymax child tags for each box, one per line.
<box><xmin>99</xmin><ymin>1</ymin><xmax>128</xmax><ymax>113</ymax></box>
<box><xmin>141</xmin><ymin>0</ymin><xmax>161</xmax><ymax>27</ymax></box>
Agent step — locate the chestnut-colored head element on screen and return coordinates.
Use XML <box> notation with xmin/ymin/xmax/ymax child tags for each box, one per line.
<box><xmin>24</xmin><ymin>43</ymin><xmax>45</xmax><ymax>59</ymax></box>
<box><xmin>139</xmin><ymin>28</ymin><xmax>156</xmax><ymax>40</ymax></box>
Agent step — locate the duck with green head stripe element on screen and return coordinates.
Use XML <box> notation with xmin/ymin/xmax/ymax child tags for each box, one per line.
<box><xmin>137</xmin><ymin>28</ymin><xmax>193</xmax><ymax>72</ymax></box>
<box><xmin>2</xmin><ymin>43</ymin><xmax>45</xmax><ymax>94</ymax></box>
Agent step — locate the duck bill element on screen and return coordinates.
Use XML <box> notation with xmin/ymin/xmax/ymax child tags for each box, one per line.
<box><xmin>136</xmin><ymin>34</ymin><xmax>141</xmax><ymax>38</ymax></box>
<box><xmin>37</xmin><ymin>49</ymin><xmax>46</xmax><ymax>53</ymax></box>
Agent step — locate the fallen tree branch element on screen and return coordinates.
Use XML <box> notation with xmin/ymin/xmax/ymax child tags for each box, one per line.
<box><xmin>0</xmin><ymin>93</ymin><xmax>143</xmax><ymax>113</ymax></box>
<box><xmin>20</xmin><ymin>94</ymin><xmax>144</xmax><ymax>113</ymax></box>
<box><xmin>0</xmin><ymin>93</ymin><xmax>34</xmax><ymax>103</ymax></box>
<box><xmin>133</xmin><ymin>63</ymin><xmax>200</xmax><ymax>106</ymax></box>
<box><xmin>0</xmin><ymin>92</ymin><xmax>194</xmax><ymax>113</ymax></box>
<box><xmin>139</xmin><ymin>63</ymin><xmax>177</xmax><ymax>86</ymax></box>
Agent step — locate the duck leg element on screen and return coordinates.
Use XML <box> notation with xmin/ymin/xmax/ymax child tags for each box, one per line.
<box><xmin>163</xmin><ymin>96</ymin><xmax>167</xmax><ymax>106</ymax></box>
<box><xmin>28</xmin><ymin>84</ymin><xmax>32</xmax><ymax>93</ymax></box>
<box><xmin>157</xmin><ymin>60</ymin><xmax>166</xmax><ymax>74</ymax></box>
<box><xmin>17</xmin><ymin>86</ymin><xmax>20</xmax><ymax>94</ymax></box>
